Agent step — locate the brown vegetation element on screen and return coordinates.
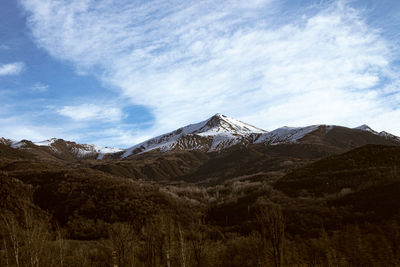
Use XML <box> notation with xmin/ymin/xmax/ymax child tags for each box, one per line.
<box><xmin>1</xmin><ymin>142</ymin><xmax>400</xmax><ymax>266</ymax></box>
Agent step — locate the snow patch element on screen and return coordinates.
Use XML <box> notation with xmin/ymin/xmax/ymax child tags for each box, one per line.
<box><xmin>69</xmin><ymin>144</ymin><xmax>123</xmax><ymax>158</ymax></box>
<box><xmin>33</xmin><ymin>138</ymin><xmax>58</xmax><ymax>147</ymax></box>
<box><xmin>255</xmin><ymin>125</ymin><xmax>320</xmax><ymax>145</ymax></box>
<box><xmin>11</xmin><ymin>140</ymin><xmax>27</xmax><ymax>148</ymax></box>
<box><xmin>0</xmin><ymin>138</ymin><xmax>12</xmax><ymax>146</ymax></box>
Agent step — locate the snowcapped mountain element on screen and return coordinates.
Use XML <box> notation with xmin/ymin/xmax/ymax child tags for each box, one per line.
<box><xmin>3</xmin><ymin>115</ymin><xmax>400</xmax><ymax>159</ymax></box>
<box><xmin>122</xmin><ymin>115</ymin><xmax>400</xmax><ymax>158</ymax></box>
<box><xmin>2</xmin><ymin>138</ymin><xmax>122</xmax><ymax>160</ymax></box>
<box><xmin>122</xmin><ymin>113</ymin><xmax>266</xmax><ymax>157</ymax></box>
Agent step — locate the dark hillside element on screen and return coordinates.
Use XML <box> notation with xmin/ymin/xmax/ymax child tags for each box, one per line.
<box><xmin>0</xmin><ymin>157</ymin><xmax>196</xmax><ymax>239</ymax></box>
<box><xmin>275</xmin><ymin>145</ymin><xmax>400</xmax><ymax>197</ymax></box>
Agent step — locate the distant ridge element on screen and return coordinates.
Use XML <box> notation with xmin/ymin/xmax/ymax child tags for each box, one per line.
<box><xmin>0</xmin><ymin>137</ymin><xmax>122</xmax><ymax>161</ymax></box>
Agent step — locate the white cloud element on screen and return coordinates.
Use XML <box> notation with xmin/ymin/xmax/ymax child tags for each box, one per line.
<box><xmin>0</xmin><ymin>62</ymin><xmax>25</xmax><ymax>76</ymax></box>
<box><xmin>83</xmin><ymin>127</ymin><xmax>150</xmax><ymax>148</ymax></box>
<box><xmin>19</xmin><ymin>0</ymin><xmax>400</xmax><ymax>143</ymax></box>
<box><xmin>31</xmin><ymin>82</ymin><xmax>49</xmax><ymax>92</ymax></box>
<box><xmin>0</xmin><ymin>117</ymin><xmax>61</xmax><ymax>141</ymax></box>
<box><xmin>57</xmin><ymin>103</ymin><xmax>123</xmax><ymax>122</ymax></box>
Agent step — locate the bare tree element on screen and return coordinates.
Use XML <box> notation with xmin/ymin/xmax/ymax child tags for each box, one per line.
<box><xmin>160</xmin><ymin>215</ymin><xmax>173</xmax><ymax>267</ymax></box>
<box><xmin>0</xmin><ymin>206</ymin><xmax>51</xmax><ymax>267</ymax></box>
<box><xmin>143</xmin><ymin>216</ymin><xmax>166</xmax><ymax>267</ymax></box>
<box><xmin>1</xmin><ymin>212</ymin><xmax>21</xmax><ymax>267</ymax></box>
<box><xmin>22</xmin><ymin>207</ymin><xmax>50</xmax><ymax>267</ymax></box>
<box><xmin>108</xmin><ymin>223</ymin><xmax>137</xmax><ymax>267</ymax></box>
<box><xmin>143</xmin><ymin>218</ymin><xmax>158</xmax><ymax>267</ymax></box>
<box><xmin>178</xmin><ymin>223</ymin><xmax>187</xmax><ymax>267</ymax></box>
<box><xmin>188</xmin><ymin>222</ymin><xmax>206</xmax><ymax>267</ymax></box>
<box><xmin>141</xmin><ymin>213</ymin><xmax>190</xmax><ymax>267</ymax></box>
<box><xmin>55</xmin><ymin>225</ymin><xmax>66</xmax><ymax>267</ymax></box>
<box><xmin>256</xmin><ymin>204</ymin><xmax>285</xmax><ymax>267</ymax></box>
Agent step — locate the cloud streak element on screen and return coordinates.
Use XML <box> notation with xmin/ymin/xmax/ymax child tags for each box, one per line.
<box><xmin>19</xmin><ymin>0</ymin><xmax>400</xmax><ymax>144</ymax></box>
<box><xmin>57</xmin><ymin>104</ymin><xmax>123</xmax><ymax>122</ymax></box>
<box><xmin>0</xmin><ymin>62</ymin><xmax>25</xmax><ymax>76</ymax></box>
<box><xmin>31</xmin><ymin>82</ymin><xmax>48</xmax><ymax>92</ymax></box>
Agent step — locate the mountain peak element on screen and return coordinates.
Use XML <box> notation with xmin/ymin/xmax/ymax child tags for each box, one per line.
<box><xmin>184</xmin><ymin>114</ymin><xmax>266</xmax><ymax>136</ymax></box>
<box><xmin>206</xmin><ymin>113</ymin><xmax>229</xmax><ymax>125</ymax></box>
<box><xmin>213</xmin><ymin>113</ymin><xmax>225</xmax><ymax>118</ymax></box>
<box><xmin>122</xmin><ymin>114</ymin><xmax>267</xmax><ymax>157</ymax></box>
<box><xmin>203</xmin><ymin>113</ymin><xmax>227</xmax><ymax>128</ymax></box>
<box><xmin>354</xmin><ymin>124</ymin><xmax>377</xmax><ymax>134</ymax></box>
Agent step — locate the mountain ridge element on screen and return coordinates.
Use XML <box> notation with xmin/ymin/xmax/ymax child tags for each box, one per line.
<box><xmin>2</xmin><ymin>114</ymin><xmax>400</xmax><ymax>159</ymax></box>
<box><xmin>121</xmin><ymin>114</ymin><xmax>400</xmax><ymax>157</ymax></box>
<box><xmin>0</xmin><ymin>137</ymin><xmax>122</xmax><ymax>161</ymax></box>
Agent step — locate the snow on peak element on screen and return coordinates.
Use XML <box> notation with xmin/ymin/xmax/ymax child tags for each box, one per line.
<box><xmin>122</xmin><ymin>114</ymin><xmax>267</xmax><ymax>157</ymax></box>
<box><xmin>183</xmin><ymin>113</ymin><xmax>266</xmax><ymax>137</ymax></box>
<box><xmin>354</xmin><ymin>124</ymin><xmax>377</xmax><ymax>134</ymax></box>
<box><xmin>378</xmin><ymin>131</ymin><xmax>400</xmax><ymax>142</ymax></box>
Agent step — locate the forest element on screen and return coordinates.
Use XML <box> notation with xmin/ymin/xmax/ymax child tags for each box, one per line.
<box><xmin>1</xmin><ymin>144</ymin><xmax>400</xmax><ymax>266</ymax></box>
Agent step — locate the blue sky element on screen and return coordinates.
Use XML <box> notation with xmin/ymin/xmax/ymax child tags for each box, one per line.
<box><xmin>0</xmin><ymin>0</ymin><xmax>399</xmax><ymax>147</ymax></box>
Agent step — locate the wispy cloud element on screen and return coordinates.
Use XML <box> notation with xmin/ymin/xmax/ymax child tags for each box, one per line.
<box><xmin>0</xmin><ymin>116</ymin><xmax>62</xmax><ymax>141</ymax></box>
<box><xmin>0</xmin><ymin>62</ymin><xmax>25</xmax><ymax>76</ymax></box>
<box><xmin>57</xmin><ymin>103</ymin><xmax>123</xmax><ymax>122</ymax></box>
<box><xmin>19</xmin><ymin>0</ymin><xmax>400</xmax><ymax>143</ymax></box>
<box><xmin>31</xmin><ymin>82</ymin><xmax>48</xmax><ymax>92</ymax></box>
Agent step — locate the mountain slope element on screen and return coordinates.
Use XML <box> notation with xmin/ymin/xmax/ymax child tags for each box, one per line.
<box><xmin>122</xmin><ymin>114</ymin><xmax>266</xmax><ymax>157</ymax></box>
